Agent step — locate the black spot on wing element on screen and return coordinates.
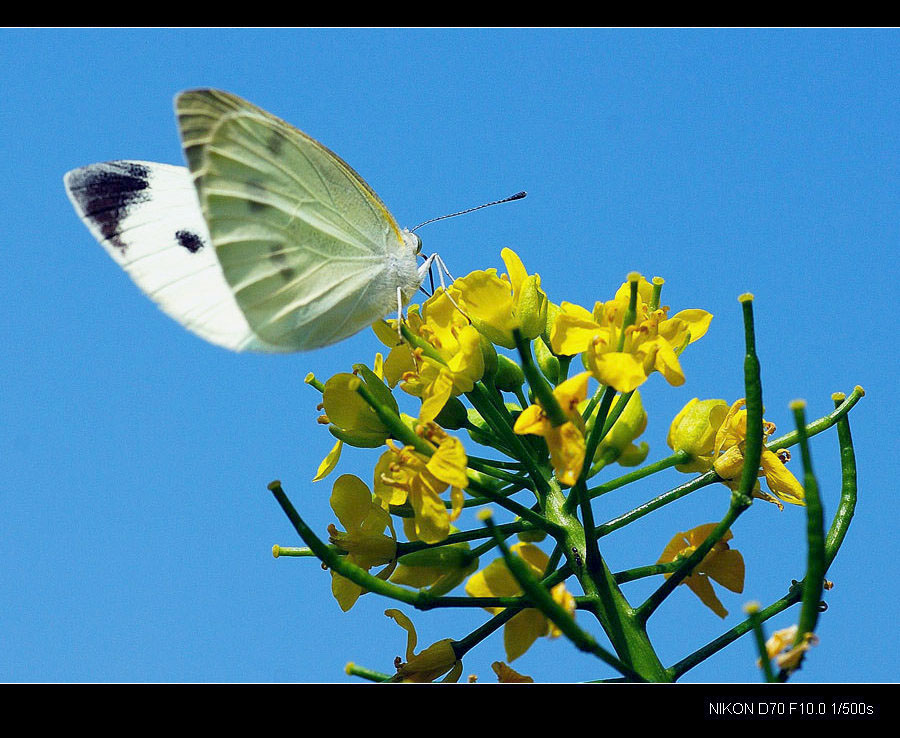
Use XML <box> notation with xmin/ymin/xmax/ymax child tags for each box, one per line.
<box><xmin>175</xmin><ymin>229</ymin><xmax>205</xmax><ymax>253</ymax></box>
<box><xmin>246</xmin><ymin>180</ymin><xmax>272</xmax><ymax>213</ymax></box>
<box><xmin>279</xmin><ymin>267</ymin><xmax>296</xmax><ymax>282</ymax></box>
<box><xmin>266</xmin><ymin>131</ymin><xmax>285</xmax><ymax>155</ymax></box>
<box><xmin>268</xmin><ymin>243</ymin><xmax>287</xmax><ymax>264</ymax></box>
<box><xmin>66</xmin><ymin>162</ymin><xmax>151</xmax><ymax>253</ymax></box>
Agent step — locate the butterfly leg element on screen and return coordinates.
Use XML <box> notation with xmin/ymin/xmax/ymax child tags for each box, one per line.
<box><xmin>429</xmin><ymin>253</ymin><xmax>469</xmax><ymax>321</ymax></box>
<box><xmin>395</xmin><ymin>285</ymin><xmax>404</xmax><ymax>344</ymax></box>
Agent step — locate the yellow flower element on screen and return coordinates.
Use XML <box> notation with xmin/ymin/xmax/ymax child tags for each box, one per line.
<box><xmin>374</xmin><ymin>428</ymin><xmax>468</xmax><ymax>544</ymax></box>
<box><xmin>549</xmin><ymin>275</ymin><xmax>711</xmax><ymax>393</ymax></box>
<box><xmin>667</xmin><ymin>398</ymin><xmax>730</xmax><ymax>473</ymax></box>
<box><xmin>762</xmin><ymin>625</ymin><xmax>819</xmax><ymax>671</ymax></box>
<box><xmin>374</xmin><ymin>290</ymin><xmax>484</xmax><ymax>423</ymax></box>
<box><xmin>449</xmin><ymin>248</ymin><xmax>548</xmax><ymax>348</ymax></box>
<box><xmin>712</xmin><ymin>399</ymin><xmax>806</xmax><ymax>508</ymax></box>
<box><xmin>390</xmin><ymin>521</ymin><xmax>479</xmax><ymax>597</ymax></box>
<box><xmin>513</xmin><ymin>371</ymin><xmax>591</xmax><ymax>486</ymax></box>
<box><xmin>465</xmin><ymin>542</ymin><xmax>575</xmax><ymax>661</ymax></box>
<box><xmin>384</xmin><ymin>609</ymin><xmax>462</xmax><ymax>682</ymax></box>
<box><xmin>321</xmin><ymin>369</ymin><xmax>393</xmax><ymax>447</ymax></box>
<box><xmin>326</xmin><ymin>475</ymin><xmax>398</xmax><ymax>612</ymax></box>
<box><xmin>656</xmin><ymin>523</ymin><xmax>745</xmax><ymax>618</ymax></box>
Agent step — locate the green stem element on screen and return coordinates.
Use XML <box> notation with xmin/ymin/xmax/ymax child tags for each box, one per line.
<box><xmin>788</xmin><ymin>400</ymin><xmax>825</xmax><ymax>670</ymax></box>
<box><xmin>613</xmin><ymin>562</ymin><xmax>680</xmax><ymax>584</ymax></box>
<box><xmin>745</xmin><ymin>604</ymin><xmax>777</xmax><ymax>683</ymax></box>
<box><xmin>466</xmin><ymin>381</ymin><xmax>551</xmax><ymax>499</ymax></box>
<box><xmin>588</xmin><ymin>452</ymin><xmax>689</xmax><ymax>500</ymax></box>
<box><xmin>766</xmin><ymin>385</ymin><xmax>865</xmax><ymax>452</ymax></box>
<box><xmin>824</xmin><ymin>391</ymin><xmax>859</xmax><ymax>571</ymax></box>
<box><xmin>595</xmin><ymin>470</ymin><xmax>719</xmax><ymax>538</ymax></box>
<box><xmin>481</xmin><ymin>511</ymin><xmax>645</xmax><ymax>681</ymax></box>
<box><xmin>304</xmin><ymin>372</ymin><xmax>325</xmax><ymax>393</ymax></box>
<box><xmin>513</xmin><ymin>329</ymin><xmax>567</xmax><ymax>426</ymax></box>
<box><xmin>345</xmin><ymin>662</ymin><xmax>391</xmax><ymax>682</ymax></box>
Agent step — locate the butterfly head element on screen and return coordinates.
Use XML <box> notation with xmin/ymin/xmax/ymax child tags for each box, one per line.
<box><xmin>401</xmin><ymin>228</ymin><xmax>423</xmax><ymax>255</ymax></box>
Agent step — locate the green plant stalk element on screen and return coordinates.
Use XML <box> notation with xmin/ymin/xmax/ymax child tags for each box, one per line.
<box><xmin>595</xmin><ymin>470</ymin><xmax>720</xmax><ymax>538</ymax></box>
<box><xmin>354</xmin><ymin>380</ymin><xmax>435</xmax><ymax>457</ymax></box>
<box><xmin>825</xmin><ymin>392</ymin><xmax>859</xmax><ymax>571</ymax></box>
<box><xmin>669</xmin><ymin>587</ymin><xmax>802</xmax><ymax>679</ymax></box>
<box><xmin>481</xmin><ymin>511</ymin><xmax>646</xmax><ymax>682</ymax></box>
<box><xmin>594</xmin><ymin>390</ymin><xmax>862</xmax><ymax>537</ymax></box>
<box><xmin>765</xmin><ymin>385</ymin><xmax>864</xmax><ymax>452</ymax></box>
<box><xmin>268</xmin><ymin>480</ymin><xmax>428</xmax><ymax>607</ymax></box>
<box><xmin>466</xmin><ymin>381</ymin><xmax>552</xmax><ymax>500</ymax></box>
<box><xmin>465</xmin><ymin>457</ymin><xmax>534</xmax><ymax>487</ymax></box>
<box><xmin>345</xmin><ymin>662</ymin><xmax>391</xmax><ymax>682</ymax></box>
<box><xmin>746</xmin><ymin>606</ymin><xmax>777</xmax><ymax>683</ymax></box>
<box><xmin>513</xmin><ymin>329</ymin><xmax>567</xmax><ymax>426</ymax></box>
<box><xmin>542</xmin><ymin>483</ymin><xmax>671</xmax><ymax>681</ymax></box>
<box><xmin>588</xmin><ymin>451</ymin><xmax>690</xmax><ymax>499</ymax></box>
<box><xmin>635</xmin><ymin>294</ymin><xmax>761</xmax><ymax>623</ymax></box>
<box><xmin>785</xmin><ymin>401</ymin><xmax>825</xmax><ymax>675</ymax></box>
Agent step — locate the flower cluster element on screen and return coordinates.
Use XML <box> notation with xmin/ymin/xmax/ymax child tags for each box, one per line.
<box><xmin>268</xmin><ymin>247</ymin><xmax>860</xmax><ymax>683</ymax></box>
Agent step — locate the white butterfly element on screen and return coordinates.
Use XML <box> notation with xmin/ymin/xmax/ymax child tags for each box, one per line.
<box><xmin>64</xmin><ymin>89</ymin><xmax>435</xmax><ymax>353</ymax></box>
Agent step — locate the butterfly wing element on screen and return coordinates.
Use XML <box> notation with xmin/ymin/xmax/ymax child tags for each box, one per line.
<box><xmin>63</xmin><ymin>160</ymin><xmax>286</xmax><ymax>352</ymax></box>
<box><xmin>175</xmin><ymin>89</ymin><xmax>423</xmax><ymax>351</ymax></box>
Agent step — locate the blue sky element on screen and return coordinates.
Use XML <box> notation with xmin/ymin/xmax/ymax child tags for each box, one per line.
<box><xmin>1</xmin><ymin>28</ymin><xmax>897</xmax><ymax>684</ymax></box>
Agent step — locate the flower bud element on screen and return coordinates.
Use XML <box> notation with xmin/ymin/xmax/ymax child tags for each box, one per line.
<box><xmin>534</xmin><ymin>337</ymin><xmax>560</xmax><ymax>385</ymax></box>
<box><xmin>596</xmin><ymin>391</ymin><xmax>648</xmax><ymax>465</ymax></box>
<box><xmin>494</xmin><ymin>354</ymin><xmax>525</xmax><ymax>392</ymax></box>
<box><xmin>433</xmin><ymin>395</ymin><xmax>469</xmax><ymax>430</ymax></box>
<box><xmin>667</xmin><ymin>398</ymin><xmax>729</xmax><ymax>473</ymax></box>
<box><xmin>516</xmin><ymin>274</ymin><xmax>548</xmax><ymax>340</ymax></box>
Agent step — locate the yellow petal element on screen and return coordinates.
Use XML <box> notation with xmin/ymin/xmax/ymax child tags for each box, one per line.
<box><xmin>685</xmin><ymin>574</ymin><xmax>728</xmax><ymax>618</ymax></box>
<box><xmin>426</xmin><ymin>436</ymin><xmax>469</xmax><ymax>489</ymax></box>
<box><xmin>492</xmin><ymin>661</ymin><xmax>535</xmax><ymax>682</ymax></box>
<box><xmin>761</xmin><ymin>449</ymin><xmax>806</xmax><ymax>505</ymax></box>
<box><xmin>504</xmin><ymin>609</ymin><xmax>548</xmax><ymax>661</ymax></box>
<box><xmin>418</xmin><ymin>365</ymin><xmax>455</xmax><ymax>423</ymax></box>
<box><xmin>702</xmin><ymin>548</ymin><xmax>745</xmax><ymax>593</ymax></box>
<box><xmin>385</xmin><ymin>608</ymin><xmax>418</xmax><ymax>661</ymax></box>
<box><xmin>549</xmin><ymin>304</ymin><xmax>601</xmax><ymax>356</ymax></box>
<box><xmin>331</xmin><ymin>571</ymin><xmax>364</xmax><ymax>612</ymax></box>
<box><xmin>410</xmin><ymin>476</ymin><xmax>451</xmax><ymax>544</ymax></box>
<box><xmin>546</xmin><ymin>421</ymin><xmax>586</xmax><ymax>487</ymax></box>
<box><xmin>313</xmin><ymin>439</ymin><xmax>343</xmax><ymax>482</ymax></box>
<box><xmin>588</xmin><ymin>351</ymin><xmax>647</xmax><ymax>393</ymax></box>
<box><xmin>330</xmin><ymin>474</ymin><xmax>375</xmax><ymax>531</ymax></box>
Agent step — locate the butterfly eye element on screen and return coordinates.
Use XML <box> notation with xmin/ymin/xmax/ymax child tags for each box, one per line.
<box><xmin>404</xmin><ymin>230</ymin><xmax>423</xmax><ymax>255</ymax></box>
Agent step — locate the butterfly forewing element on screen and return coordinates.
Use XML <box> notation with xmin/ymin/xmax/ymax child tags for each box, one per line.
<box><xmin>63</xmin><ymin>160</ymin><xmax>284</xmax><ymax>352</ymax></box>
<box><xmin>175</xmin><ymin>89</ymin><xmax>422</xmax><ymax>350</ymax></box>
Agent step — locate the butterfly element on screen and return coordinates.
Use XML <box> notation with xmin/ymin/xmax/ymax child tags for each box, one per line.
<box><xmin>64</xmin><ymin>89</ymin><xmax>441</xmax><ymax>353</ymax></box>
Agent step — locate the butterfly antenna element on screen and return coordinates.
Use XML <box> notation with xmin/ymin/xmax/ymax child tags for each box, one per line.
<box><xmin>411</xmin><ymin>191</ymin><xmax>527</xmax><ymax>232</ymax></box>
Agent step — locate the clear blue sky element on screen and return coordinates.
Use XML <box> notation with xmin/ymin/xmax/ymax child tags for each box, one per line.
<box><xmin>1</xmin><ymin>28</ymin><xmax>896</xmax><ymax>684</ymax></box>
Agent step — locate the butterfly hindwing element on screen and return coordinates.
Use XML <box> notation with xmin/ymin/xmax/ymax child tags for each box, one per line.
<box><xmin>63</xmin><ymin>160</ymin><xmax>285</xmax><ymax>352</ymax></box>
